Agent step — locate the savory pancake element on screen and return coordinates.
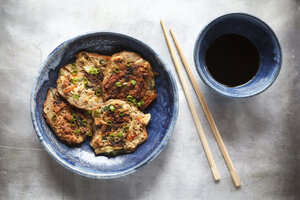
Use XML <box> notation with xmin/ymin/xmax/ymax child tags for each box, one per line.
<box><xmin>44</xmin><ymin>51</ymin><xmax>156</xmax><ymax>154</ymax></box>
<box><xmin>101</xmin><ymin>51</ymin><xmax>158</xmax><ymax>109</ymax></box>
<box><xmin>57</xmin><ymin>51</ymin><xmax>110</xmax><ymax>110</ymax></box>
<box><xmin>43</xmin><ymin>88</ymin><xmax>93</xmax><ymax>145</ymax></box>
<box><xmin>90</xmin><ymin>99</ymin><xmax>151</xmax><ymax>156</ymax></box>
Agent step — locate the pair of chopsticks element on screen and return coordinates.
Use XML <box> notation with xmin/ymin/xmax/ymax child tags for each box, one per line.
<box><xmin>160</xmin><ymin>20</ymin><xmax>241</xmax><ymax>187</ymax></box>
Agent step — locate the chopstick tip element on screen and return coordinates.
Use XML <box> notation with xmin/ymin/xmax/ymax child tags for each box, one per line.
<box><xmin>230</xmin><ymin>170</ymin><xmax>242</xmax><ymax>187</ymax></box>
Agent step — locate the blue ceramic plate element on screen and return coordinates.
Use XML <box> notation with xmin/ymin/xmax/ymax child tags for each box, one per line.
<box><xmin>30</xmin><ymin>32</ymin><xmax>178</xmax><ymax>179</ymax></box>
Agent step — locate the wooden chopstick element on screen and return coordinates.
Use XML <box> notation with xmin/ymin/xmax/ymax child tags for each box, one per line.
<box><xmin>169</xmin><ymin>29</ymin><xmax>241</xmax><ymax>187</ymax></box>
<box><xmin>160</xmin><ymin>20</ymin><xmax>221</xmax><ymax>181</ymax></box>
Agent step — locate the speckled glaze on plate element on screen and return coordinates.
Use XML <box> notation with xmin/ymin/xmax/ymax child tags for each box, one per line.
<box><xmin>30</xmin><ymin>32</ymin><xmax>178</xmax><ymax>179</ymax></box>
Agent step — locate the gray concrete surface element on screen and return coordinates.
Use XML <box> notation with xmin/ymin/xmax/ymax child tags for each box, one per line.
<box><xmin>0</xmin><ymin>0</ymin><xmax>299</xmax><ymax>199</ymax></box>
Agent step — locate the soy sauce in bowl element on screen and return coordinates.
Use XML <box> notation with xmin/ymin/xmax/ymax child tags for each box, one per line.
<box><xmin>205</xmin><ymin>34</ymin><xmax>260</xmax><ymax>87</ymax></box>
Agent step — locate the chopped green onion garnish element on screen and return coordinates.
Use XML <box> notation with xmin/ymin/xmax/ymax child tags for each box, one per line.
<box><xmin>71</xmin><ymin>120</ymin><xmax>76</xmax><ymax>127</ymax></box>
<box><xmin>95</xmin><ymin>89</ymin><xmax>102</xmax><ymax>96</ymax></box>
<box><xmin>109</xmin><ymin>105</ymin><xmax>115</xmax><ymax>112</ymax></box>
<box><xmin>130</xmin><ymin>80</ymin><xmax>136</xmax><ymax>85</ymax></box>
<box><xmin>137</xmin><ymin>100</ymin><xmax>145</xmax><ymax>107</ymax></box>
<box><xmin>72</xmin><ymin>69</ymin><xmax>78</xmax><ymax>75</ymax></box>
<box><xmin>73</xmin><ymin>94</ymin><xmax>79</xmax><ymax>99</ymax></box>
<box><xmin>72</xmin><ymin>78</ymin><xmax>78</xmax><ymax>84</ymax></box>
<box><xmin>89</xmin><ymin>67</ymin><xmax>99</xmax><ymax>75</ymax></box>
<box><xmin>117</xmin><ymin>132</ymin><xmax>124</xmax><ymax>137</ymax></box>
<box><xmin>81</xmin><ymin>119</ymin><xmax>87</xmax><ymax>126</ymax></box>
<box><xmin>126</xmin><ymin>60</ymin><xmax>132</xmax><ymax>66</ymax></box>
<box><xmin>71</xmin><ymin>62</ymin><xmax>76</xmax><ymax>69</ymax></box>
<box><xmin>132</xmin><ymin>98</ymin><xmax>137</xmax><ymax>105</ymax></box>
<box><xmin>106</xmin><ymin>120</ymin><xmax>113</xmax><ymax>126</ymax></box>
<box><xmin>119</xmin><ymin>110</ymin><xmax>124</xmax><ymax>116</ymax></box>
<box><xmin>114</xmin><ymin>66</ymin><xmax>120</xmax><ymax>73</ymax></box>
<box><xmin>95</xmin><ymin>67</ymin><xmax>101</xmax><ymax>74</ymax></box>
<box><xmin>126</xmin><ymin>95</ymin><xmax>134</xmax><ymax>102</ymax></box>
<box><xmin>116</xmin><ymin>81</ymin><xmax>122</xmax><ymax>87</ymax></box>
<box><xmin>89</xmin><ymin>68</ymin><xmax>95</xmax><ymax>74</ymax></box>
<box><xmin>72</xmin><ymin>113</ymin><xmax>77</xmax><ymax>121</ymax></box>
<box><xmin>60</xmin><ymin>70</ymin><xmax>65</xmax><ymax>76</ymax></box>
<box><xmin>99</xmin><ymin>59</ymin><xmax>107</xmax><ymax>66</ymax></box>
<box><xmin>124</xmin><ymin>125</ymin><xmax>129</xmax><ymax>132</ymax></box>
<box><xmin>51</xmin><ymin>114</ymin><xmax>57</xmax><ymax>121</ymax></box>
<box><xmin>83</xmin><ymin>77</ymin><xmax>88</xmax><ymax>85</ymax></box>
<box><xmin>110</xmin><ymin>133</ymin><xmax>115</xmax><ymax>140</ymax></box>
<box><xmin>86</xmin><ymin>110</ymin><xmax>92</xmax><ymax>114</ymax></box>
<box><xmin>74</xmin><ymin>129</ymin><xmax>81</xmax><ymax>134</ymax></box>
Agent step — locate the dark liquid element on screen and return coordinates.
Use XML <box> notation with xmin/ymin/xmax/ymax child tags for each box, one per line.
<box><xmin>205</xmin><ymin>34</ymin><xmax>260</xmax><ymax>87</ymax></box>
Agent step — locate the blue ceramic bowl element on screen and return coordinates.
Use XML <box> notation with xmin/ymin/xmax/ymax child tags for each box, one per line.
<box><xmin>30</xmin><ymin>32</ymin><xmax>178</xmax><ymax>179</ymax></box>
<box><xmin>194</xmin><ymin>13</ymin><xmax>282</xmax><ymax>98</ymax></box>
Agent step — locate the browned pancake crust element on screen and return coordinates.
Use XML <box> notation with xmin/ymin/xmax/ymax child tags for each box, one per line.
<box><xmin>90</xmin><ymin>99</ymin><xmax>150</xmax><ymax>156</ymax></box>
<box><xmin>56</xmin><ymin>51</ymin><xmax>110</xmax><ymax>110</ymax></box>
<box><xmin>102</xmin><ymin>51</ymin><xmax>157</xmax><ymax>109</ymax></box>
<box><xmin>43</xmin><ymin>88</ymin><xmax>93</xmax><ymax>145</ymax></box>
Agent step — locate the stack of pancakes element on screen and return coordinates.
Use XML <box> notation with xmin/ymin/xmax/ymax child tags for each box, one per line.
<box><xmin>43</xmin><ymin>51</ymin><xmax>157</xmax><ymax>156</ymax></box>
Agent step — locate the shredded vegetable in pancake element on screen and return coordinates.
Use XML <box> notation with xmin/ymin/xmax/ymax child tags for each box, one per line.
<box><xmin>90</xmin><ymin>99</ymin><xmax>150</xmax><ymax>156</ymax></box>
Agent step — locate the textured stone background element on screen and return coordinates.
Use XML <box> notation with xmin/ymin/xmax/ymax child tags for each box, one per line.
<box><xmin>0</xmin><ymin>0</ymin><xmax>299</xmax><ymax>199</ymax></box>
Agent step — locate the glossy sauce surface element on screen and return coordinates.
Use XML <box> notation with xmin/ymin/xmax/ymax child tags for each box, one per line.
<box><xmin>205</xmin><ymin>34</ymin><xmax>260</xmax><ymax>87</ymax></box>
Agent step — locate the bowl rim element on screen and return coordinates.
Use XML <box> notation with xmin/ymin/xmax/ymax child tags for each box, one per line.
<box><xmin>30</xmin><ymin>31</ymin><xmax>179</xmax><ymax>179</ymax></box>
<box><xmin>193</xmin><ymin>13</ymin><xmax>282</xmax><ymax>98</ymax></box>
